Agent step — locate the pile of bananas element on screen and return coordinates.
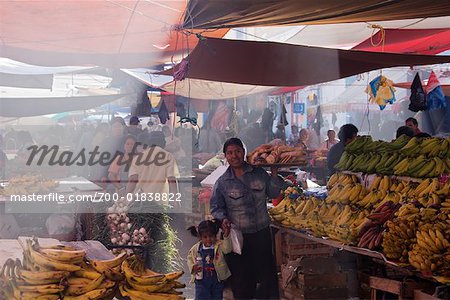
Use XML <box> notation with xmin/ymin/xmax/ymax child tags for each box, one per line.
<box><xmin>0</xmin><ymin>238</ymin><xmax>186</xmax><ymax>299</ymax></box>
<box><xmin>120</xmin><ymin>257</ymin><xmax>185</xmax><ymax>300</ymax></box>
<box><xmin>335</xmin><ymin>135</ymin><xmax>450</xmax><ymax>176</ymax></box>
<box><xmin>1</xmin><ymin>258</ymin><xmax>65</xmax><ymax>300</ymax></box>
<box><xmin>382</xmin><ymin>203</ymin><xmax>422</xmax><ymax>263</ymax></box>
<box><xmin>408</xmin><ymin>221</ymin><xmax>450</xmax><ymax>274</ymax></box>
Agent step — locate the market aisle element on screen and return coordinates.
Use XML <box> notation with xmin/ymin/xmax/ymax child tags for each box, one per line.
<box><xmin>170</xmin><ymin>214</ymin><xmax>198</xmax><ymax>300</ymax></box>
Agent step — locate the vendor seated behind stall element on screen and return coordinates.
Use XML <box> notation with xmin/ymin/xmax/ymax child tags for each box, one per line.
<box><xmin>320</xmin><ymin>129</ymin><xmax>339</xmax><ymax>151</ymax></box>
<box><xmin>327</xmin><ymin>124</ymin><xmax>358</xmax><ymax>176</ymax></box>
<box><xmin>108</xmin><ymin>135</ymin><xmax>137</xmax><ymax>193</ymax></box>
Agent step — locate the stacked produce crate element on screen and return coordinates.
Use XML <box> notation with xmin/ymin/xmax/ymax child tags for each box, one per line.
<box><xmin>279</xmin><ymin>257</ymin><xmax>348</xmax><ymax>300</ymax></box>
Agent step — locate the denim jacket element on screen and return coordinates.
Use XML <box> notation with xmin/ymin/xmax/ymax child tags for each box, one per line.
<box><xmin>210</xmin><ymin>163</ymin><xmax>286</xmax><ymax>234</ymax></box>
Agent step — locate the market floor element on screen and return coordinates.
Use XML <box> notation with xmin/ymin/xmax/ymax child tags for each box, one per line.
<box><xmin>170</xmin><ymin>214</ymin><xmax>198</xmax><ymax>300</ymax></box>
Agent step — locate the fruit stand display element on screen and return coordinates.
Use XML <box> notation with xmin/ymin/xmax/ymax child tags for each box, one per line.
<box><xmin>270</xmin><ymin>135</ymin><xmax>450</xmax><ymax>299</ymax></box>
<box><xmin>0</xmin><ymin>237</ymin><xmax>186</xmax><ymax>299</ymax></box>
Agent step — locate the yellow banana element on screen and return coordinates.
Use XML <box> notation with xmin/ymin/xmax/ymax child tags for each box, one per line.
<box><xmin>63</xmin><ymin>288</ymin><xmax>108</xmax><ymax>300</ymax></box>
<box><xmin>90</xmin><ymin>252</ymin><xmax>127</xmax><ymax>272</ymax></box>
<box><xmin>38</xmin><ymin>247</ymin><xmax>86</xmax><ymax>263</ymax></box>
<box><xmin>120</xmin><ymin>284</ymin><xmax>184</xmax><ymax>300</ymax></box>
<box><xmin>66</xmin><ymin>274</ymin><xmax>105</xmax><ymax>296</ymax></box>
<box><xmin>17</xmin><ymin>269</ymin><xmax>68</xmax><ymax>285</ymax></box>
<box><xmin>122</xmin><ymin>259</ymin><xmax>165</xmax><ymax>286</ymax></box>
<box><xmin>27</xmin><ymin>240</ymin><xmax>81</xmax><ymax>272</ymax></box>
<box><xmin>74</xmin><ymin>269</ymin><xmax>102</xmax><ymax>280</ymax></box>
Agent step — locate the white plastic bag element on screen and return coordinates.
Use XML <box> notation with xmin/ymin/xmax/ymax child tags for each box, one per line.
<box><xmin>229</xmin><ymin>224</ymin><xmax>244</xmax><ymax>255</ymax></box>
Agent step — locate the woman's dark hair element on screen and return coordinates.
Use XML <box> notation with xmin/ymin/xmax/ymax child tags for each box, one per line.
<box><xmin>396</xmin><ymin>126</ymin><xmax>415</xmax><ymax>138</ymax></box>
<box><xmin>187</xmin><ymin>220</ymin><xmax>220</xmax><ymax>238</ymax></box>
<box><xmin>338</xmin><ymin>124</ymin><xmax>358</xmax><ymax>143</ymax></box>
<box><xmin>223</xmin><ymin>137</ymin><xmax>244</xmax><ymax>154</ymax></box>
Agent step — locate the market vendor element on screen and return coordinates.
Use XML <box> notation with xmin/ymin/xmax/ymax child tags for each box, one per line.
<box><xmin>405</xmin><ymin>117</ymin><xmax>422</xmax><ymax>136</ymax></box>
<box><xmin>320</xmin><ymin>129</ymin><xmax>339</xmax><ymax>150</ymax></box>
<box><xmin>125</xmin><ymin>131</ymin><xmax>179</xmax><ymax>196</ymax></box>
<box><xmin>210</xmin><ymin>137</ymin><xmax>285</xmax><ymax>300</ymax></box>
<box><xmin>327</xmin><ymin>124</ymin><xmax>358</xmax><ymax>176</ymax></box>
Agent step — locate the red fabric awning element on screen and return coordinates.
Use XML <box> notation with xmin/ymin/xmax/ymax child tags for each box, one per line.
<box><xmin>270</xmin><ymin>86</ymin><xmax>304</xmax><ymax>95</ymax></box>
<box><xmin>353</xmin><ymin>29</ymin><xmax>450</xmax><ymax>55</ymax></box>
<box><xmin>393</xmin><ymin>82</ymin><xmax>450</xmax><ymax>96</ymax></box>
<box><xmin>0</xmin><ymin>1</ymin><xmax>228</xmax><ymax>68</ymax></box>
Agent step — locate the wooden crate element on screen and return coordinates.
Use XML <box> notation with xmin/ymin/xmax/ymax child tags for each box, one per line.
<box><xmin>280</xmin><ymin>266</ymin><xmax>348</xmax><ymax>300</ymax></box>
<box><xmin>369</xmin><ymin>276</ymin><xmax>435</xmax><ymax>300</ymax></box>
<box><xmin>280</xmin><ymin>232</ymin><xmax>335</xmax><ymax>264</ymax></box>
<box><xmin>414</xmin><ymin>289</ymin><xmax>444</xmax><ymax>300</ymax></box>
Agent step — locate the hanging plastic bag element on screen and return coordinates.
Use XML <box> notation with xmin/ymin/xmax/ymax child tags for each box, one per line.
<box><xmin>426</xmin><ymin>71</ymin><xmax>446</xmax><ymax>110</ymax></box>
<box><xmin>409</xmin><ymin>73</ymin><xmax>427</xmax><ymax>112</ymax></box>
<box><xmin>366</xmin><ymin>75</ymin><xmax>396</xmax><ymax>110</ymax></box>
<box><xmin>229</xmin><ymin>224</ymin><xmax>244</xmax><ymax>255</ymax></box>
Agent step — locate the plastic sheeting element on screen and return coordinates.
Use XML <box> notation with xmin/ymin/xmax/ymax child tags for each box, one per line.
<box><xmin>0</xmin><ymin>94</ymin><xmax>131</xmax><ymax>117</ymax></box>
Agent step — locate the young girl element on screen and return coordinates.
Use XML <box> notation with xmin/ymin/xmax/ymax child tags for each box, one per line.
<box><xmin>187</xmin><ymin>220</ymin><xmax>232</xmax><ymax>300</ymax></box>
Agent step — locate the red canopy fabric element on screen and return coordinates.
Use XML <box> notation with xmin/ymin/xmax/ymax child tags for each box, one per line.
<box><xmin>183</xmin><ymin>0</ymin><xmax>450</xmax><ymax>29</ymax></box>
<box><xmin>393</xmin><ymin>82</ymin><xmax>450</xmax><ymax>96</ymax></box>
<box><xmin>160</xmin><ymin>37</ymin><xmax>450</xmax><ymax>87</ymax></box>
<box><xmin>353</xmin><ymin>29</ymin><xmax>450</xmax><ymax>55</ymax></box>
<box><xmin>0</xmin><ymin>1</ymin><xmax>228</xmax><ymax>68</ymax></box>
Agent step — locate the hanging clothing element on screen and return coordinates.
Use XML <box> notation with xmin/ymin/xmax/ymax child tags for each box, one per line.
<box><xmin>409</xmin><ymin>73</ymin><xmax>427</xmax><ymax>112</ymax></box>
<box><xmin>158</xmin><ymin>100</ymin><xmax>170</xmax><ymax>124</ymax></box>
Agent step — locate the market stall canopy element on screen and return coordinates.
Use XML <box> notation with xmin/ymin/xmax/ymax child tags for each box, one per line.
<box><xmin>279</xmin><ymin>17</ymin><xmax>450</xmax><ymax>51</ymax></box>
<box><xmin>183</xmin><ymin>0</ymin><xmax>450</xmax><ymax>29</ymax></box>
<box><xmin>160</xmin><ymin>37</ymin><xmax>450</xmax><ymax>87</ymax></box>
<box><xmin>122</xmin><ymin>68</ymin><xmax>275</xmax><ymax>99</ymax></box>
<box><xmin>0</xmin><ymin>58</ymin><xmax>98</xmax><ymax>89</ymax></box>
<box><xmin>353</xmin><ymin>29</ymin><xmax>450</xmax><ymax>54</ymax></box>
<box><xmin>0</xmin><ymin>1</ymin><xmax>228</xmax><ymax>68</ymax></box>
<box><xmin>161</xmin><ymin>78</ymin><xmax>275</xmax><ymax>100</ymax></box>
<box><xmin>0</xmin><ymin>94</ymin><xmax>131</xmax><ymax>117</ymax></box>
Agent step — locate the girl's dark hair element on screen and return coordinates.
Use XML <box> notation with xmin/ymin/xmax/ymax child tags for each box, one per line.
<box><xmin>223</xmin><ymin>137</ymin><xmax>244</xmax><ymax>154</ymax></box>
<box><xmin>187</xmin><ymin>219</ymin><xmax>220</xmax><ymax>238</ymax></box>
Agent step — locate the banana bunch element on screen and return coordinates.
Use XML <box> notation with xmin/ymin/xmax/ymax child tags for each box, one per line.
<box><xmin>402</xmin><ymin>136</ymin><xmax>450</xmax><ymax>158</ymax></box>
<box><xmin>345</xmin><ymin>136</ymin><xmax>373</xmax><ymax>153</ymax></box>
<box><xmin>20</xmin><ymin>238</ymin><xmax>126</xmax><ymax>299</ymax></box>
<box><xmin>326</xmin><ymin>183</ymin><xmax>367</xmax><ymax>205</ymax></box>
<box><xmin>394</xmin><ymin>155</ymin><xmax>447</xmax><ymax>178</ymax></box>
<box><xmin>120</xmin><ymin>256</ymin><xmax>185</xmax><ymax>300</ymax></box>
<box><xmin>21</xmin><ymin>238</ymin><xmax>85</xmax><ymax>273</ymax></box>
<box><xmin>279</xmin><ymin>197</ymin><xmax>321</xmax><ymax>230</ymax></box>
<box><xmin>63</xmin><ymin>253</ymin><xmax>126</xmax><ymax>300</ymax></box>
<box><xmin>408</xmin><ymin>222</ymin><xmax>450</xmax><ymax>274</ymax></box>
<box><xmin>329</xmin><ymin>207</ymin><xmax>370</xmax><ymax>244</ymax></box>
<box><xmin>1</xmin><ymin>258</ymin><xmax>65</xmax><ymax>300</ymax></box>
<box><xmin>386</xmin><ymin>134</ymin><xmax>412</xmax><ymax>151</ymax></box>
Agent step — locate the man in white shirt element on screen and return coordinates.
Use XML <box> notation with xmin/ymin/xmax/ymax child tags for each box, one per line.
<box><xmin>126</xmin><ymin>131</ymin><xmax>179</xmax><ymax>196</ymax></box>
<box><xmin>320</xmin><ymin>129</ymin><xmax>339</xmax><ymax>150</ymax></box>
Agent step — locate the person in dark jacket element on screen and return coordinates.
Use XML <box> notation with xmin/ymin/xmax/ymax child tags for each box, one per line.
<box><xmin>327</xmin><ymin>124</ymin><xmax>358</xmax><ymax>176</ymax></box>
